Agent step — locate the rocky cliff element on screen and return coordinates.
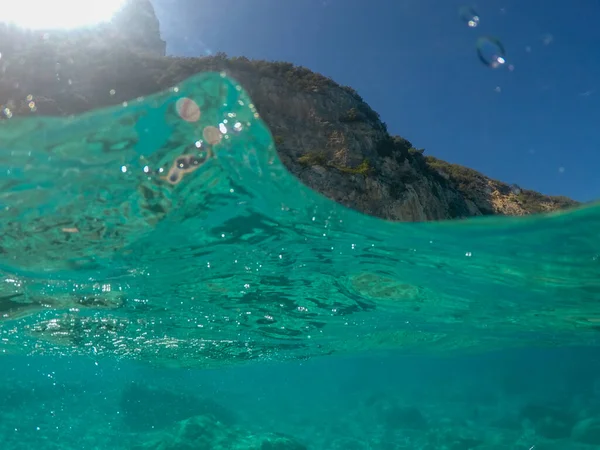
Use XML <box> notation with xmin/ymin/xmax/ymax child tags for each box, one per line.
<box><xmin>111</xmin><ymin>0</ymin><xmax>166</xmax><ymax>56</ymax></box>
<box><xmin>0</xmin><ymin>7</ymin><xmax>578</xmax><ymax>221</ymax></box>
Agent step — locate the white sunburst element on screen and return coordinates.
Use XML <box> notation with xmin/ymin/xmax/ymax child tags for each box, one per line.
<box><xmin>0</xmin><ymin>0</ymin><xmax>127</xmax><ymax>30</ymax></box>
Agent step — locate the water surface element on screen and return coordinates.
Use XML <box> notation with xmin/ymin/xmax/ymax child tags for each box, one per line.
<box><xmin>1</xmin><ymin>72</ymin><xmax>599</xmax><ymax>449</ymax></box>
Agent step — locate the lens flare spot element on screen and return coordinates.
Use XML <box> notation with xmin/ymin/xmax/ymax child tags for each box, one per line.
<box><xmin>476</xmin><ymin>37</ymin><xmax>506</xmax><ymax>69</ymax></box>
<box><xmin>459</xmin><ymin>6</ymin><xmax>480</xmax><ymax>28</ymax></box>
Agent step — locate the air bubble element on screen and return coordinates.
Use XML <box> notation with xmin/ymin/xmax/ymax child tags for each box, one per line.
<box><xmin>459</xmin><ymin>6</ymin><xmax>479</xmax><ymax>27</ymax></box>
<box><xmin>176</xmin><ymin>157</ymin><xmax>190</xmax><ymax>170</ymax></box>
<box><xmin>476</xmin><ymin>37</ymin><xmax>506</xmax><ymax>69</ymax></box>
<box><xmin>190</xmin><ymin>152</ymin><xmax>207</xmax><ymax>166</ymax></box>
<box><xmin>109</xmin><ymin>89</ymin><xmax>116</xmax><ymax>96</ymax></box>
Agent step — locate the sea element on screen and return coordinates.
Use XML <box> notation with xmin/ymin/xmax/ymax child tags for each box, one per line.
<box><xmin>1</xmin><ymin>72</ymin><xmax>599</xmax><ymax>449</ymax></box>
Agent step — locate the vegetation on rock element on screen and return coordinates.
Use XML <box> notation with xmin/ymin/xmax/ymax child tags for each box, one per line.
<box><xmin>425</xmin><ymin>156</ymin><xmax>578</xmax><ymax>214</ymax></box>
<box><xmin>337</xmin><ymin>159</ymin><xmax>372</xmax><ymax>176</ymax></box>
<box><xmin>298</xmin><ymin>151</ymin><xmax>327</xmax><ymax>167</ymax></box>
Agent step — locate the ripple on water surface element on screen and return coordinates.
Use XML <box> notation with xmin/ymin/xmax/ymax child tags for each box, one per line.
<box><xmin>0</xmin><ymin>72</ymin><xmax>599</xmax><ymax>368</ymax></box>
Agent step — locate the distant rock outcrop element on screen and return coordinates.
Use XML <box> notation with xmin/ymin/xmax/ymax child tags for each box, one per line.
<box><xmin>0</xmin><ymin>1</ymin><xmax>579</xmax><ymax>221</ymax></box>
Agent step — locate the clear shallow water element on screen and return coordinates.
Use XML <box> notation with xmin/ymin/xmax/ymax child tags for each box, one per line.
<box><xmin>1</xmin><ymin>72</ymin><xmax>600</xmax><ymax>449</ymax></box>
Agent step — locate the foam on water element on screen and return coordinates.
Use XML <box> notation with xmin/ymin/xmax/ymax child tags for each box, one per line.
<box><xmin>1</xmin><ymin>72</ymin><xmax>599</xmax><ymax>368</ymax></box>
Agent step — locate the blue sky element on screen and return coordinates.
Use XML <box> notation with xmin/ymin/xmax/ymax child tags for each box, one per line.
<box><xmin>153</xmin><ymin>0</ymin><xmax>600</xmax><ymax>202</ymax></box>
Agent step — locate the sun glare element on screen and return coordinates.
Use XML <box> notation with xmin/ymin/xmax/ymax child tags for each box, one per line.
<box><xmin>0</xmin><ymin>0</ymin><xmax>127</xmax><ymax>30</ymax></box>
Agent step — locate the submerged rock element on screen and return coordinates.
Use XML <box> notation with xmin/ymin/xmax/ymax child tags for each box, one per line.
<box><xmin>520</xmin><ymin>403</ymin><xmax>575</xmax><ymax>439</ymax></box>
<box><xmin>572</xmin><ymin>417</ymin><xmax>600</xmax><ymax>445</ymax></box>
<box><xmin>382</xmin><ymin>405</ymin><xmax>428</xmax><ymax>430</ymax></box>
<box><xmin>120</xmin><ymin>382</ymin><xmax>236</xmax><ymax>431</ymax></box>
<box><xmin>133</xmin><ymin>414</ymin><xmax>306</xmax><ymax>450</ymax></box>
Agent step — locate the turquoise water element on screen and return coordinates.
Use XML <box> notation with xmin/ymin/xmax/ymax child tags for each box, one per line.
<box><xmin>1</xmin><ymin>72</ymin><xmax>600</xmax><ymax>449</ymax></box>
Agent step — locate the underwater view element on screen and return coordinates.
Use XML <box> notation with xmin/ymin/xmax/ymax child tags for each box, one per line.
<box><xmin>1</xmin><ymin>0</ymin><xmax>600</xmax><ymax>449</ymax></box>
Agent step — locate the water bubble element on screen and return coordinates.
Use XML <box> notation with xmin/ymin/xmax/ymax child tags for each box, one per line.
<box><xmin>175</xmin><ymin>97</ymin><xmax>200</xmax><ymax>123</ymax></box>
<box><xmin>203</xmin><ymin>126</ymin><xmax>222</xmax><ymax>145</ymax></box>
<box><xmin>476</xmin><ymin>37</ymin><xmax>506</xmax><ymax>68</ymax></box>
<box><xmin>459</xmin><ymin>6</ymin><xmax>480</xmax><ymax>27</ymax></box>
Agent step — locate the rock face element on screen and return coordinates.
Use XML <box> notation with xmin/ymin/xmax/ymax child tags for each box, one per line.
<box><xmin>111</xmin><ymin>0</ymin><xmax>166</xmax><ymax>56</ymax></box>
<box><xmin>0</xmin><ymin>3</ymin><xmax>578</xmax><ymax>222</ymax></box>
